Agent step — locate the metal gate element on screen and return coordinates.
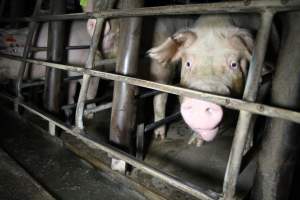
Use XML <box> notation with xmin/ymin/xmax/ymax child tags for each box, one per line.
<box><xmin>0</xmin><ymin>0</ymin><xmax>300</xmax><ymax>200</ymax></box>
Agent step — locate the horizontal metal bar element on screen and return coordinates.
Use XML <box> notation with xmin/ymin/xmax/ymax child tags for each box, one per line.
<box><xmin>1</xmin><ymin>0</ymin><xmax>300</xmax><ymax>23</ymax></box>
<box><xmin>138</xmin><ymin>89</ymin><xmax>161</xmax><ymax>99</ymax></box>
<box><xmin>1</xmin><ymin>53</ymin><xmax>300</xmax><ymax>124</ymax></box>
<box><xmin>84</xmin><ymin>102</ymin><xmax>112</xmax><ymax>115</ymax></box>
<box><xmin>30</xmin><ymin>45</ymin><xmax>90</xmax><ymax>52</ymax></box>
<box><xmin>21</xmin><ymin>76</ymin><xmax>83</xmax><ymax>88</ymax></box>
<box><xmin>144</xmin><ymin>112</ymin><xmax>181</xmax><ymax>133</ymax></box>
<box><xmin>0</xmin><ymin>92</ymin><xmax>220</xmax><ymax>200</ymax></box>
<box><xmin>61</xmin><ymin>95</ymin><xmax>112</xmax><ymax>110</ymax></box>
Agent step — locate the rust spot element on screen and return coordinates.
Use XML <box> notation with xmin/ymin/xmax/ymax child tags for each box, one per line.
<box><xmin>5</xmin><ymin>35</ymin><xmax>16</xmax><ymax>43</ymax></box>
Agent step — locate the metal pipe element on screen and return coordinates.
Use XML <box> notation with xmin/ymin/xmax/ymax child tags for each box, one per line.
<box><xmin>1</xmin><ymin>0</ymin><xmax>300</xmax><ymax>22</ymax></box>
<box><xmin>138</xmin><ymin>89</ymin><xmax>161</xmax><ymax>99</ymax></box>
<box><xmin>21</xmin><ymin>75</ymin><xmax>83</xmax><ymax>89</ymax></box>
<box><xmin>251</xmin><ymin>11</ymin><xmax>300</xmax><ymax>200</ymax></box>
<box><xmin>223</xmin><ymin>11</ymin><xmax>274</xmax><ymax>200</ymax></box>
<box><xmin>75</xmin><ymin>0</ymin><xmax>116</xmax><ymax>130</ymax></box>
<box><xmin>61</xmin><ymin>96</ymin><xmax>111</xmax><ymax>110</ymax></box>
<box><xmin>43</xmin><ymin>0</ymin><xmax>66</xmax><ymax>113</ymax></box>
<box><xmin>110</xmin><ymin>0</ymin><xmax>143</xmax><ymax>148</ymax></box>
<box><xmin>14</xmin><ymin>0</ymin><xmax>42</xmax><ymax>112</ymax></box>
<box><xmin>144</xmin><ymin>112</ymin><xmax>181</xmax><ymax>133</ymax></box>
<box><xmin>0</xmin><ymin>92</ymin><xmax>220</xmax><ymax>200</ymax></box>
<box><xmin>84</xmin><ymin>102</ymin><xmax>112</xmax><ymax>115</ymax></box>
<box><xmin>30</xmin><ymin>45</ymin><xmax>90</xmax><ymax>52</ymax></box>
<box><xmin>2</xmin><ymin>53</ymin><xmax>300</xmax><ymax>124</ymax></box>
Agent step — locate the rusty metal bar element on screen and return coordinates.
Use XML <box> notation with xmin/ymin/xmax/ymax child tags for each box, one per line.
<box><xmin>0</xmin><ymin>92</ymin><xmax>220</xmax><ymax>200</ymax></box>
<box><xmin>75</xmin><ymin>0</ymin><xmax>116</xmax><ymax>130</ymax></box>
<box><xmin>14</xmin><ymin>0</ymin><xmax>43</xmax><ymax>112</ymax></box>
<box><xmin>223</xmin><ymin>11</ymin><xmax>274</xmax><ymax>200</ymax></box>
<box><xmin>110</xmin><ymin>0</ymin><xmax>143</xmax><ymax>148</ymax></box>
<box><xmin>1</xmin><ymin>53</ymin><xmax>300</xmax><ymax>124</ymax></box>
<box><xmin>0</xmin><ymin>0</ymin><xmax>300</xmax><ymax>23</ymax></box>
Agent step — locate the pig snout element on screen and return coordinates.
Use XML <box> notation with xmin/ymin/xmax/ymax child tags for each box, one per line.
<box><xmin>180</xmin><ymin>98</ymin><xmax>223</xmax><ymax>141</ymax></box>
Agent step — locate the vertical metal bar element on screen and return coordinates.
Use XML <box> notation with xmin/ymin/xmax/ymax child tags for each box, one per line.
<box><xmin>43</xmin><ymin>0</ymin><xmax>66</xmax><ymax>113</ymax></box>
<box><xmin>251</xmin><ymin>11</ymin><xmax>300</xmax><ymax>200</ymax></box>
<box><xmin>75</xmin><ymin>18</ymin><xmax>105</xmax><ymax>129</ymax></box>
<box><xmin>223</xmin><ymin>10</ymin><xmax>274</xmax><ymax>200</ymax></box>
<box><xmin>110</xmin><ymin>0</ymin><xmax>143</xmax><ymax>148</ymax></box>
<box><xmin>14</xmin><ymin>0</ymin><xmax>43</xmax><ymax>112</ymax></box>
<box><xmin>75</xmin><ymin>0</ymin><xmax>116</xmax><ymax>129</ymax></box>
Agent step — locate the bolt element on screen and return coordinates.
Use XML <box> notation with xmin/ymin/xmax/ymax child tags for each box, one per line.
<box><xmin>281</xmin><ymin>0</ymin><xmax>289</xmax><ymax>5</ymax></box>
<box><xmin>257</xmin><ymin>105</ymin><xmax>264</xmax><ymax>112</ymax></box>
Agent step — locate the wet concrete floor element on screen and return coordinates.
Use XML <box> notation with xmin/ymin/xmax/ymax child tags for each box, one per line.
<box><xmin>0</xmin><ymin>107</ymin><xmax>149</xmax><ymax>200</ymax></box>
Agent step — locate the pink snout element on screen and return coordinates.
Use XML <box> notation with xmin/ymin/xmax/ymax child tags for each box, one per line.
<box><xmin>180</xmin><ymin>98</ymin><xmax>223</xmax><ymax>141</ymax></box>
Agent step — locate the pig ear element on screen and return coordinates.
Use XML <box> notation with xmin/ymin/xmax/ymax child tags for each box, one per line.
<box><xmin>148</xmin><ymin>31</ymin><xmax>197</xmax><ymax>64</ymax></box>
<box><xmin>104</xmin><ymin>21</ymin><xmax>111</xmax><ymax>36</ymax></box>
<box><xmin>87</xmin><ymin>19</ymin><xmax>111</xmax><ymax>37</ymax></box>
<box><xmin>235</xmin><ymin>29</ymin><xmax>254</xmax><ymax>60</ymax></box>
<box><xmin>87</xmin><ymin>19</ymin><xmax>96</xmax><ymax>37</ymax></box>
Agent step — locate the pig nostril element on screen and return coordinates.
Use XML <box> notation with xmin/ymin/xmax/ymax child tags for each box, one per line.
<box><xmin>205</xmin><ymin>107</ymin><xmax>213</xmax><ymax>114</ymax></box>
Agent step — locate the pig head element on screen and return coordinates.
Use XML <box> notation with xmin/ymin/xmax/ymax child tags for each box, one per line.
<box><xmin>148</xmin><ymin>16</ymin><xmax>253</xmax><ymax>143</ymax></box>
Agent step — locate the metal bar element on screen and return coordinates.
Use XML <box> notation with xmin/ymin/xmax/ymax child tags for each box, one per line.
<box><xmin>223</xmin><ymin>11</ymin><xmax>274</xmax><ymax>200</ymax></box>
<box><xmin>14</xmin><ymin>0</ymin><xmax>43</xmax><ymax>112</ymax></box>
<box><xmin>144</xmin><ymin>112</ymin><xmax>181</xmax><ymax>133</ymax></box>
<box><xmin>74</xmin><ymin>18</ymin><xmax>105</xmax><ymax>129</ymax></box>
<box><xmin>30</xmin><ymin>45</ymin><xmax>90</xmax><ymax>52</ymax></box>
<box><xmin>1</xmin><ymin>0</ymin><xmax>300</xmax><ymax>23</ymax></box>
<box><xmin>43</xmin><ymin>0</ymin><xmax>66</xmax><ymax>113</ymax></box>
<box><xmin>75</xmin><ymin>0</ymin><xmax>116</xmax><ymax>130</ymax></box>
<box><xmin>1</xmin><ymin>53</ymin><xmax>300</xmax><ymax>124</ymax></box>
<box><xmin>136</xmin><ymin>123</ymin><xmax>145</xmax><ymax>160</ymax></box>
<box><xmin>251</xmin><ymin>12</ymin><xmax>300</xmax><ymax>200</ymax></box>
<box><xmin>21</xmin><ymin>76</ymin><xmax>83</xmax><ymax>89</ymax></box>
<box><xmin>110</xmin><ymin>0</ymin><xmax>143</xmax><ymax>148</ymax></box>
<box><xmin>61</xmin><ymin>96</ymin><xmax>111</xmax><ymax>110</ymax></box>
<box><xmin>84</xmin><ymin>102</ymin><xmax>112</xmax><ymax>115</ymax></box>
<box><xmin>0</xmin><ymin>92</ymin><xmax>220</xmax><ymax>200</ymax></box>
<box><xmin>138</xmin><ymin>89</ymin><xmax>161</xmax><ymax>99</ymax></box>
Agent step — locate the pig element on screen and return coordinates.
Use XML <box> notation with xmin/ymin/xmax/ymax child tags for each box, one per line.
<box><xmin>84</xmin><ymin>0</ymin><xmax>253</xmax><ymax>145</ymax></box>
<box><xmin>148</xmin><ymin>15</ymin><xmax>253</xmax><ymax>145</ymax></box>
<box><xmin>0</xmin><ymin>21</ymin><xmax>107</xmax><ymax>118</ymax></box>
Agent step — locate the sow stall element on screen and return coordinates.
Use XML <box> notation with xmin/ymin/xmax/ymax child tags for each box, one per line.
<box><xmin>0</xmin><ymin>0</ymin><xmax>300</xmax><ymax>200</ymax></box>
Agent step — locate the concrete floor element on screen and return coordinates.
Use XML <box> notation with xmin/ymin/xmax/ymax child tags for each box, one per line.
<box><xmin>0</xmin><ymin>107</ymin><xmax>150</xmax><ymax>200</ymax></box>
<box><xmin>0</xmin><ymin>93</ymin><xmax>256</xmax><ymax>200</ymax></box>
<box><xmin>83</xmin><ymin>100</ymin><xmax>256</xmax><ymax>199</ymax></box>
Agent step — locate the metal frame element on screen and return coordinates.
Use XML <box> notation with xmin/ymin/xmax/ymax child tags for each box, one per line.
<box><xmin>0</xmin><ymin>0</ymin><xmax>300</xmax><ymax>200</ymax></box>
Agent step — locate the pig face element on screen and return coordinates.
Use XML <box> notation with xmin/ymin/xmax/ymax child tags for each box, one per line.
<box><xmin>148</xmin><ymin>18</ymin><xmax>253</xmax><ymax>142</ymax></box>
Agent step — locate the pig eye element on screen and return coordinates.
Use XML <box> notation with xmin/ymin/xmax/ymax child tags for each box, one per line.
<box><xmin>186</xmin><ymin>61</ymin><xmax>192</xmax><ymax>68</ymax></box>
<box><xmin>230</xmin><ymin>61</ymin><xmax>239</xmax><ymax>69</ymax></box>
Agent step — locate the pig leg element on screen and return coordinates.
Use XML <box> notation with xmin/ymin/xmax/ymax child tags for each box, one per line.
<box><xmin>84</xmin><ymin>76</ymin><xmax>100</xmax><ymax>119</ymax></box>
<box><xmin>153</xmin><ymin>93</ymin><xmax>168</xmax><ymax>140</ymax></box>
